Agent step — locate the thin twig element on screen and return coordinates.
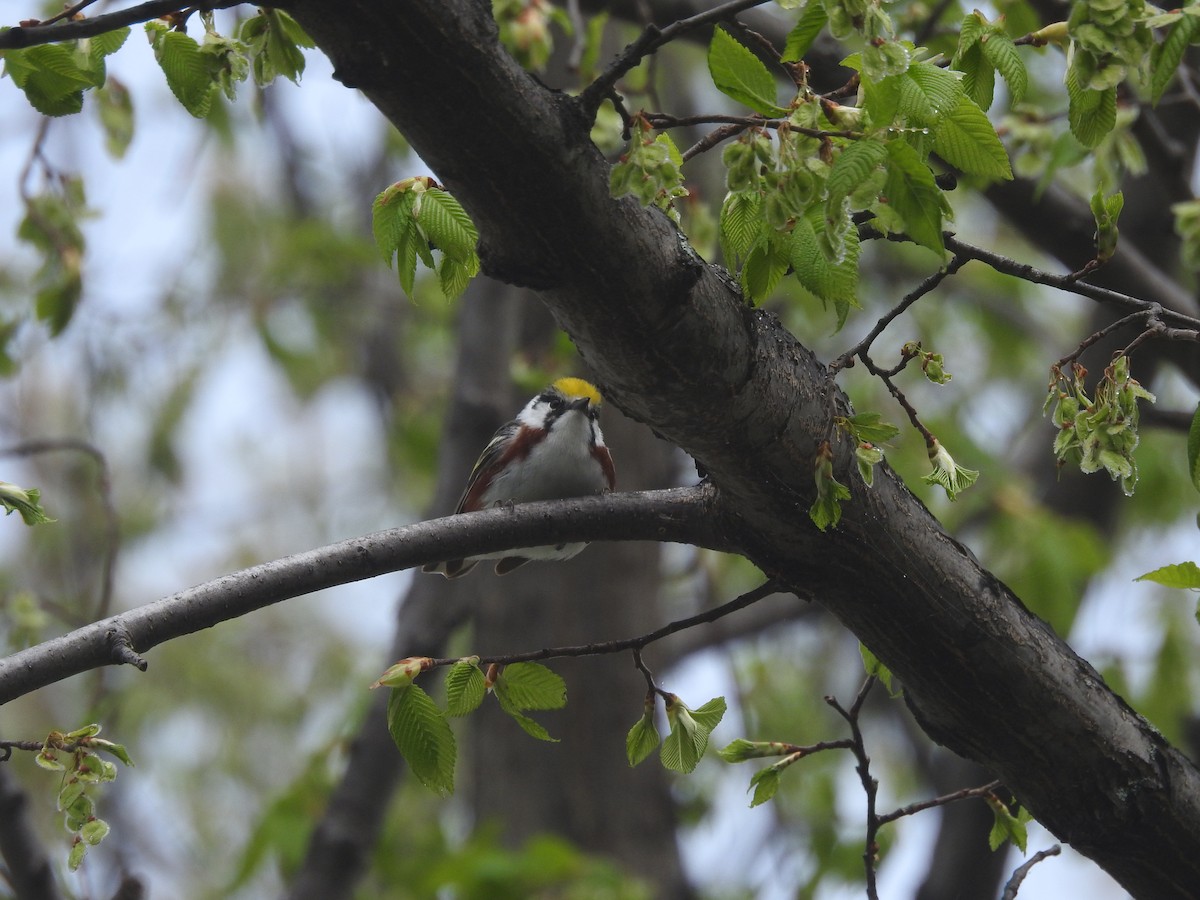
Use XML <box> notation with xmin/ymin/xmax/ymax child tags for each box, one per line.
<box><xmin>943</xmin><ymin>234</ymin><xmax>1200</xmax><ymax>331</ymax></box>
<box><xmin>427</xmin><ymin>580</ymin><xmax>781</xmax><ymax>669</ymax></box>
<box><xmin>1001</xmin><ymin>844</ymin><xmax>1062</xmax><ymax>899</ymax></box>
<box><xmin>877</xmin><ymin>779</ymin><xmax>1003</xmax><ymax>825</ymax></box>
<box><xmin>32</xmin><ymin>0</ymin><xmax>104</xmax><ymax>28</ymax></box>
<box><xmin>827</xmin><ymin>677</ymin><xmax>882</xmax><ymax>900</ymax></box>
<box><xmin>578</xmin><ymin>0</ymin><xmax>775</xmax><ymax>118</ymax></box>
<box><xmin>830</xmin><ymin>256</ymin><xmax>967</xmax><ymax>371</ymax></box>
<box><xmin>858</xmin><ymin>354</ymin><xmax>938</xmax><ymax>447</ymax></box>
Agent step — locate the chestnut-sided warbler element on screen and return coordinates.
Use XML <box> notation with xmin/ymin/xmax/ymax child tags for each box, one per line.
<box><xmin>423</xmin><ymin>377</ymin><xmax>616</xmax><ymax>578</ymax></box>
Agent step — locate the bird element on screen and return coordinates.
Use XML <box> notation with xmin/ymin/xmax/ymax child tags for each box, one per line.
<box><xmin>422</xmin><ymin>377</ymin><xmax>616</xmax><ymax>577</ymax></box>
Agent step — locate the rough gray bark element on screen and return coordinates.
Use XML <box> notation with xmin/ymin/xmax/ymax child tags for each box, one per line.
<box><xmin>283</xmin><ymin>2</ymin><xmax>1200</xmax><ymax>897</ymax></box>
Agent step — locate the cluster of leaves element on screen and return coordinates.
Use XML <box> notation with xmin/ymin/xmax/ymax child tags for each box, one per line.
<box><xmin>376</xmin><ymin>654</ymin><xmax>730</xmax><ymax>793</ymax></box>
<box><xmin>375</xmin><ymin>656</ymin><xmax>567</xmax><ymax>796</ymax></box>
<box><xmin>609</xmin><ymin>115</ymin><xmax>688</xmax><ymax>222</ymax></box>
<box><xmin>492</xmin><ymin>0</ymin><xmax>570</xmax><ymax>70</ymax></box>
<box><xmin>144</xmin><ymin>9</ymin><xmax>312</xmax><ymax>118</ymax></box>
<box><xmin>1065</xmin><ymin>0</ymin><xmax>1151</xmax><ymax>147</ymax></box>
<box><xmin>0</xmin><ymin>25</ymin><xmax>127</xmax><ymax>115</ymax></box>
<box><xmin>372</xmin><ymin>177</ymin><xmax>481</xmax><ymax>302</ymax></box>
<box><xmin>613</xmin><ymin>23</ymin><xmax>1017</xmax><ymax>320</ymax></box>
<box><xmin>31</xmin><ymin>724</ymin><xmax>134</xmax><ymax>870</ymax></box>
<box><xmin>1046</xmin><ymin>354</ymin><xmax>1155</xmax><ymax>495</ymax></box>
<box><xmin>625</xmin><ymin>691</ymin><xmax>726</xmax><ymax>774</ymax></box>
<box><xmin>17</xmin><ymin>173</ymin><xmax>90</xmax><ymax>336</ymax></box>
<box><xmin>0</xmin><ymin>479</ymin><xmax>53</xmax><ymax>525</ymax></box>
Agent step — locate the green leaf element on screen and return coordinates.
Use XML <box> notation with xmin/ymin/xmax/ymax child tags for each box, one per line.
<box><xmin>2</xmin><ymin>44</ymin><xmax>93</xmax><ymax>115</ymax></box>
<box><xmin>859</xmin><ymin>643</ymin><xmax>895</xmax><ymax>693</ymax></box>
<box><xmin>80</xmin><ymin>818</ymin><xmax>110</xmax><ymax>846</ymax></box>
<box><xmin>661</xmin><ymin>695</ymin><xmax>726</xmax><ymax>774</ymax></box>
<box><xmin>445</xmin><ymin>660</ymin><xmax>486</xmax><ymax>717</ymax></box>
<box><xmin>88</xmin><ymin>739</ymin><xmax>134</xmax><ymax>767</ymax></box>
<box><xmin>0</xmin><ymin>482</ymin><xmax>54</xmax><ymax>525</ymax></box>
<box><xmin>708</xmin><ymin>26</ymin><xmax>786</xmax><ymax>116</ymax></box>
<box><xmin>437</xmin><ymin>255</ymin><xmax>478</xmax><ymax>302</ymax></box>
<box><xmin>782</xmin><ymin>2</ymin><xmax>829</xmax><ymax>61</ymax></box>
<box><xmin>371</xmin><ymin>185</ymin><xmax>412</xmax><ymax>264</ymax></box>
<box><xmin>494</xmin><ymin>662</ymin><xmax>566</xmax><ymax>710</ymax></box>
<box><xmin>386</xmin><ymin>685</ymin><xmax>456</xmax><ymax>796</ymax></box>
<box><xmin>68</xmin><ymin>838</ymin><xmax>87</xmax><ymax>871</ymax></box>
<box><xmin>954</xmin><ymin>42</ymin><xmax>995</xmax><ymax>111</ymax></box>
<box><xmin>904</xmin><ymin>62</ymin><xmax>964</xmax><ymax>123</ymax></box>
<box><xmin>826</xmin><ymin>139</ymin><xmax>888</xmax><ymax>212</ymax></box>
<box><xmin>149</xmin><ymin>27</ymin><xmax>216</xmax><ymax>118</ymax></box>
<box><xmin>981</xmin><ymin>32</ymin><xmax>1027</xmax><ymax>105</ymax></box>
<box><xmin>1151</xmin><ymin>15</ymin><xmax>1200</xmax><ymax>105</ymax></box>
<box><xmin>748</xmin><ymin>766</ymin><xmax>782</xmax><ymax>806</ymax></box>
<box><xmin>1066</xmin><ymin>62</ymin><xmax>1115</xmax><ymax>149</ymax></box>
<box><xmin>95</xmin><ymin>79</ymin><xmax>134</xmax><ymax>159</ymax></box>
<box><xmin>839</xmin><ymin>411</ymin><xmax>900</xmax><ymax>445</ymax></box>
<box><xmin>626</xmin><ymin>707</ymin><xmax>661</xmax><ymax>767</ymax></box>
<box><xmin>1135</xmin><ymin>562</ymin><xmax>1200</xmax><ymax>590</ymax></box>
<box><xmin>740</xmin><ymin>232</ymin><xmax>790</xmax><ymax>303</ymax></box>
<box><xmin>987</xmin><ymin>796</ymin><xmax>1031</xmax><ymax>852</ymax></box>
<box><xmin>496</xmin><ymin>697</ymin><xmax>559</xmax><ymax>742</ymax></box>
<box><xmin>933</xmin><ymin>94</ymin><xmax>1013</xmax><ymax>180</ymax></box>
<box><xmin>415</xmin><ymin>188</ymin><xmax>479</xmax><ymax>265</ymax></box>
<box><xmin>790</xmin><ymin>209</ymin><xmax>861</xmax><ymax>320</ymax></box>
<box><xmin>883</xmin><ymin>140</ymin><xmax>946</xmax><ymax>256</ymax></box>
<box><xmin>719</xmin><ymin>191</ymin><xmax>765</xmax><ymax>266</ymax></box>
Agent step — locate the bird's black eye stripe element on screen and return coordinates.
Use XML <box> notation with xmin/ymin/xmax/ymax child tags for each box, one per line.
<box><xmin>542</xmin><ymin>392</ymin><xmax>565</xmax><ymax>411</ymax></box>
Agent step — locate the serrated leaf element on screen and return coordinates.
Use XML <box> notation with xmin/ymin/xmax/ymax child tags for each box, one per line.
<box><xmin>883</xmin><ymin>140</ymin><xmax>946</xmax><ymax>256</ymax></box>
<box><xmin>0</xmin><ymin>482</ymin><xmax>54</xmax><ymax>525</ymax></box>
<box><xmin>437</xmin><ymin>255</ymin><xmax>477</xmax><ymax>302</ymax></box>
<box><xmin>1066</xmin><ymin>62</ymin><xmax>1115</xmax><ymax>149</ymax></box>
<box><xmin>782</xmin><ymin>2</ymin><xmax>829</xmax><ymax>61</ymax></box>
<box><xmin>371</xmin><ymin>186</ymin><xmax>412</xmax><ymax>263</ymax></box>
<box><xmin>1135</xmin><ymin>561</ymin><xmax>1200</xmax><ymax>590</ymax></box>
<box><xmin>2</xmin><ymin>44</ymin><xmax>92</xmax><ymax>115</ymax></box>
<box><xmin>444</xmin><ymin>660</ymin><xmax>486</xmax><ymax>716</ymax></box>
<box><xmin>386</xmin><ymin>685</ymin><xmax>456</xmax><ymax>796</ymax></box>
<box><xmin>415</xmin><ymin>188</ymin><xmax>478</xmax><ymax>264</ymax></box>
<box><xmin>905</xmin><ymin>62</ymin><xmax>965</xmax><ymax>121</ymax></box>
<box><xmin>708</xmin><ymin>26</ymin><xmax>786</xmax><ymax>116</ymax></box>
<box><xmin>1151</xmin><ymin>15</ymin><xmax>1200</xmax><ymax>105</ymax></box>
<box><xmin>790</xmin><ymin>209</ymin><xmax>861</xmax><ymax>316</ymax></box>
<box><xmin>932</xmin><ymin>94</ymin><xmax>1012</xmax><ymax>180</ymax></box>
<box><xmin>740</xmin><ymin>232</ymin><xmax>790</xmax><ymax>302</ymax></box>
<box><xmin>151</xmin><ymin>29</ymin><xmax>215</xmax><ymax>118</ymax></box>
<box><xmin>719</xmin><ymin>191</ymin><xmax>765</xmax><ymax>266</ymax></box>
<box><xmin>626</xmin><ymin>710</ymin><xmax>661</xmax><ymax>766</ymax></box>
<box><xmin>661</xmin><ymin>695</ymin><xmax>724</xmax><ymax>774</ymax></box>
<box><xmin>981</xmin><ymin>32</ymin><xmax>1027</xmax><ymax>105</ymax></box>
<box><xmin>495</xmin><ymin>662</ymin><xmax>567</xmax><ymax>710</ymax></box>
<box><xmin>862</xmin><ymin>72</ymin><xmax>902</xmax><ymax>127</ymax></box>
<box><xmin>955</xmin><ymin>42</ymin><xmax>995</xmax><ymax>111</ymax></box>
<box><xmin>826</xmin><ymin>139</ymin><xmax>888</xmax><ymax>210</ymax></box>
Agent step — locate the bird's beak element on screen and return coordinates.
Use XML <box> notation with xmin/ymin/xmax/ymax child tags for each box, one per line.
<box><xmin>567</xmin><ymin>396</ymin><xmax>591</xmax><ymax>413</ymax></box>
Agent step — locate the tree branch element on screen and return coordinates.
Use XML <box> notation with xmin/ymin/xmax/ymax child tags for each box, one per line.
<box><xmin>0</xmin><ymin>1</ymin><xmax>242</xmax><ymax>49</ymax></box>
<box><xmin>282</xmin><ymin>3</ymin><xmax>1200</xmax><ymax>894</ymax></box>
<box><xmin>0</xmin><ymin>486</ymin><xmax>726</xmax><ymax>707</ymax></box>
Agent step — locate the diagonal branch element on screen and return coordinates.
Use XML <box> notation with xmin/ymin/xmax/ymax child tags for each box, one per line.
<box><xmin>0</xmin><ymin>487</ymin><xmax>726</xmax><ymax>707</ymax></box>
<box><xmin>0</xmin><ymin>0</ymin><xmax>242</xmax><ymax>50</ymax></box>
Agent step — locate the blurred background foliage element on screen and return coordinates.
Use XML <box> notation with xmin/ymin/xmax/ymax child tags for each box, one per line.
<box><xmin>1</xmin><ymin>1</ymin><xmax>1198</xmax><ymax>898</ymax></box>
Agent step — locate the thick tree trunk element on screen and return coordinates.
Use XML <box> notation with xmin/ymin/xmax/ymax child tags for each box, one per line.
<box><xmin>286</xmin><ymin>2</ymin><xmax>1200</xmax><ymax>896</ymax></box>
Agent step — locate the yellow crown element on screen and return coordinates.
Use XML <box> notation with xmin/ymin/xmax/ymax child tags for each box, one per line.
<box><xmin>552</xmin><ymin>377</ymin><xmax>603</xmax><ymax>406</ymax></box>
